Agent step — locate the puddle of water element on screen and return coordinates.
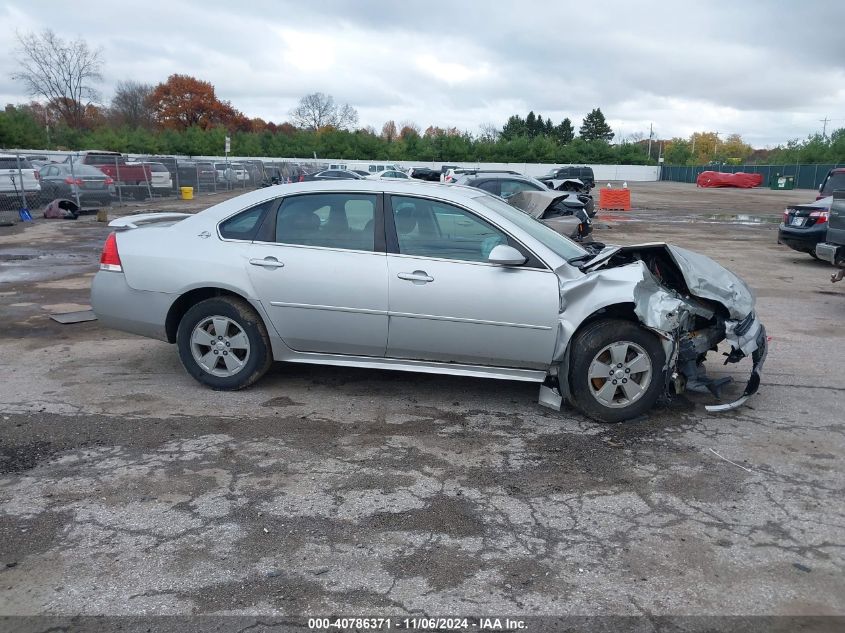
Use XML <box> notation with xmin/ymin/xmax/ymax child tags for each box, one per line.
<box><xmin>704</xmin><ymin>214</ymin><xmax>781</xmax><ymax>225</ymax></box>
<box><xmin>0</xmin><ymin>250</ymin><xmax>94</xmax><ymax>285</ymax></box>
<box><xmin>597</xmin><ymin>212</ymin><xmax>779</xmax><ymax>225</ymax></box>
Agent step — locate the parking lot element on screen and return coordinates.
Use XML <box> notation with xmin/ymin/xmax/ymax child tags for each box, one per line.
<box><xmin>0</xmin><ymin>181</ymin><xmax>843</xmax><ymax>617</ymax></box>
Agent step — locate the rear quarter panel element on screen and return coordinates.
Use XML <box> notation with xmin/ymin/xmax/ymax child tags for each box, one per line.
<box><xmin>117</xmin><ymin>220</ymin><xmax>258</xmax><ymax>300</ymax></box>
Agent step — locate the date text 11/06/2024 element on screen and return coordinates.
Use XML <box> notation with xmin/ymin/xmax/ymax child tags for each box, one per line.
<box><xmin>308</xmin><ymin>617</ymin><xmax>527</xmax><ymax>630</ymax></box>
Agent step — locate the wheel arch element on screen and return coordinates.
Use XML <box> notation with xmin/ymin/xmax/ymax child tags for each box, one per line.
<box><xmin>165</xmin><ymin>286</ymin><xmax>268</xmax><ymax>344</ymax></box>
<box><xmin>555</xmin><ymin>301</ymin><xmax>645</xmax><ymax>401</ymax></box>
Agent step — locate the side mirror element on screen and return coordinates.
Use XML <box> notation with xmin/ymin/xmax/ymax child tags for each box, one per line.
<box><xmin>488</xmin><ymin>244</ymin><xmax>526</xmax><ymax>266</ymax></box>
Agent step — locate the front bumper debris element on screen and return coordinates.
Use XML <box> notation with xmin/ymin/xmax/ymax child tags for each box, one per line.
<box><xmin>705</xmin><ymin>324</ymin><xmax>768</xmax><ymax>413</ymax></box>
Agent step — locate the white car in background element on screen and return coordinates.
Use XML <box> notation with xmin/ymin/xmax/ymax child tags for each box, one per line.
<box><xmin>215</xmin><ymin>163</ymin><xmax>248</xmax><ymax>184</ymax></box>
<box><xmin>0</xmin><ymin>154</ymin><xmax>41</xmax><ymax>208</ymax></box>
<box><xmin>366</xmin><ymin>169</ymin><xmax>411</xmax><ymax>180</ymax></box>
<box><xmin>132</xmin><ymin>162</ymin><xmax>173</xmax><ymax>195</ymax></box>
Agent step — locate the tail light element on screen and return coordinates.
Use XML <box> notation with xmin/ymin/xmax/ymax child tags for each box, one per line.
<box><xmin>34</xmin><ymin>171</ymin><xmax>40</xmax><ymax>181</ymax></box>
<box><xmin>104</xmin><ymin>177</ymin><xmax>114</xmax><ymax>185</ymax></box>
<box><xmin>99</xmin><ymin>232</ymin><xmax>123</xmax><ymax>272</ymax></box>
<box><xmin>810</xmin><ymin>210</ymin><xmax>829</xmax><ymax>224</ymax></box>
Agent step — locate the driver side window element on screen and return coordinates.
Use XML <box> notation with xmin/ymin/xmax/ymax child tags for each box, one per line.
<box><xmin>391</xmin><ymin>196</ymin><xmax>508</xmax><ymax>263</ymax></box>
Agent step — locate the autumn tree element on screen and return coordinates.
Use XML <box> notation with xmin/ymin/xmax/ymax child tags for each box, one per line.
<box><xmin>399</xmin><ymin>120</ymin><xmax>421</xmax><ymax>140</ymax></box>
<box><xmin>12</xmin><ymin>29</ymin><xmax>103</xmax><ymax>129</ymax></box>
<box><xmin>289</xmin><ymin>92</ymin><xmax>359</xmax><ymax>130</ymax></box>
<box><xmin>719</xmin><ymin>133</ymin><xmax>753</xmax><ymax>162</ymax></box>
<box><xmin>579</xmin><ymin>108</ymin><xmax>614</xmax><ymax>142</ymax></box>
<box><xmin>110</xmin><ymin>80</ymin><xmax>154</xmax><ymax>128</ymax></box>
<box><xmin>381</xmin><ymin>120</ymin><xmax>398</xmax><ymax>143</ymax></box>
<box><xmin>690</xmin><ymin>131</ymin><xmax>720</xmax><ymax>163</ymax></box>
<box><xmin>148</xmin><ymin>74</ymin><xmax>240</xmax><ymax>130</ymax></box>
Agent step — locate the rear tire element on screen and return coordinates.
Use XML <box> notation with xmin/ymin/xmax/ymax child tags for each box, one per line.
<box><xmin>568</xmin><ymin>319</ymin><xmax>666</xmax><ymax>423</ymax></box>
<box><xmin>809</xmin><ymin>251</ymin><xmax>820</xmax><ymax>260</ymax></box>
<box><xmin>176</xmin><ymin>296</ymin><xmax>272</xmax><ymax>390</ymax></box>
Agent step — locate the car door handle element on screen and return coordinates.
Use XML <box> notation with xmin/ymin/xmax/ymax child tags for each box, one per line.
<box><xmin>456</xmin><ymin>220</ymin><xmax>473</xmax><ymax>226</ymax></box>
<box><xmin>249</xmin><ymin>257</ymin><xmax>284</xmax><ymax>269</ymax></box>
<box><xmin>397</xmin><ymin>271</ymin><xmax>434</xmax><ymax>283</ymax></box>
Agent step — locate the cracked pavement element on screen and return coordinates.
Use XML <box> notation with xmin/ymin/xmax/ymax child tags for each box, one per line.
<box><xmin>0</xmin><ymin>182</ymin><xmax>843</xmax><ymax>617</ymax></box>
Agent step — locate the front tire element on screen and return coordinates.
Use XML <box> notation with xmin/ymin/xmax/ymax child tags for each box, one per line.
<box><xmin>568</xmin><ymin>319</ymin><xmax>666</xmax><ymax>423</ymax></box>
<box><xmin>176</xmin><ymin>296</ymin><xmax>272</xmax><ymax>390</ymax></box>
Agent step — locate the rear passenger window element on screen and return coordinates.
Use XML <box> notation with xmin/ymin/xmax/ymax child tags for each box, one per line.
<box><xmin>219</xmin><ymin>200</ymin><xmax>275</xmax><ymax>240</ymax></box>
<box><xmin>274</xmin><ymin>193</ymin><xmax>376</xmax><ymax>251</ymax></box>
<box><xmin>476</xmin><ymin>180</ymin><xmax>499</xmax><ymax>195</ymax></box>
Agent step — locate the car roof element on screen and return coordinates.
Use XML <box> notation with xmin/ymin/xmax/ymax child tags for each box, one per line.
<box><xmin>199</xmin><ymin>179</ymin><xmax>487</xmax><ymax>220</ymax></box>
<box><xmin>458</xmin><ymin>172</ymin><xmax>531</xmax><ymax>180</ymax></box>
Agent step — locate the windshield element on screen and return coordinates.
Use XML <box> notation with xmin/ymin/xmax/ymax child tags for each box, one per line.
<box><xmin>0</xmin><ymin>157</ymin><xmax>33</xmax><ymax>169</ymax></box>
<box><xmin>476</xmin><ymin>194</ymin><xmax>587</xmax><ymax>260</ymax></box>
<box><xmin>69</xmin><ymin>164</ymin><xmax>109</xmax><ymax>177</ymax></box>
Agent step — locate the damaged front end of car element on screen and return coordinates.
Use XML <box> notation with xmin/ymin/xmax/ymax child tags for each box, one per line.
<box><xmin>540</xmin><ymin>243</ymin><xmax>768</xmax><ymax>416</ymax></box>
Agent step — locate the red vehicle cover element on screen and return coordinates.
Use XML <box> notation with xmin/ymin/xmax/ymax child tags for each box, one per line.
<box><xmin>696</xmin><ymin>171</ymin><xmax>763</xmax><ymax>188</ymax></box>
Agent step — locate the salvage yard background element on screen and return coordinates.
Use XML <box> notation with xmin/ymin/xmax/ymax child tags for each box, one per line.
<box><xmin>0</xmin><ymin>181</ymin><xmax>843</xmax><ymax>616</ymax></box>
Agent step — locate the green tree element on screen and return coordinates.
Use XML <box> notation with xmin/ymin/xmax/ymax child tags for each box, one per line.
<box><xmin>500</xmin><ymin>114</ymin><xmax>526</xmax><ymax>140</ymax></box>
<box><xmin>579</xmin><ymin>108</ymin><xmax>614</xmax><ymax>142</ymax></box>
<box><xmin>0</xmin><ymin>104</ymin><xmax>48</xmax><ymax>148</ymax></box>
<box><xmin>525</xmin><ymin>111</ymin><xmax>537</xmax><ymax>138</ymax></box>
<box><xmin>663</xmin><ymin>138</ymin><xmax>693</xmax><ymax>165</ymax></box>
<box><xmin>554</xmin><ymin>118</ymin><xmax>574</xmax><ymax>144</ymax></box>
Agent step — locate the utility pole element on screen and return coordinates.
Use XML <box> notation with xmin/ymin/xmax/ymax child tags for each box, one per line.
<box><xmin>820</xmin><ymin>117</ymin><xmax>830</xmax><ymax>138</ymax></box>
<box><xmin>714</xmin><ymin>131</ymin><xmax>721</xmax><ymax>161</ymax></box>
<box><xmin>647</xmin><ymin>123</ymin><xmax>653</xmax><ymax>161</ymax></box>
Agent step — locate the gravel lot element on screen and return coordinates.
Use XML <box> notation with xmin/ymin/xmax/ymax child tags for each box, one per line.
<box><xmin>0</xmin><ymin>182</ymin><xmax>843</xmax><ymax>620</ymax></box>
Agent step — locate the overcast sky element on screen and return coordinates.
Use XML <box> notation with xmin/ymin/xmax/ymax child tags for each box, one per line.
<box><xmin>1</xmin><ymin>1</ymin><xmax>843</xmax><ymax>147</ymax></box>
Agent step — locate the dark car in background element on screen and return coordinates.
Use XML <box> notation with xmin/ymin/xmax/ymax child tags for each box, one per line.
<box><xmin>37</xmin><ymin>162</ymin><xmax>113</xmax><ymax>209</ymax></box>
<box><xmin>176</xmin><ymin>161</ymin><xmax>218</xmax><ymax>190</ymax></box>
<box><xmin>817</xmin><ymin>168</ymin><xmax>845</xmax><ymax>200</ymax></box>
<box><xmin>816</xmin><ymin>191</ymin><xmax>845</xmax><ymax>281</ymax></box>
<box><xmin>538</xmin><ymin>165</ymin><xmax>595</xmax><ymax>189</ymax></box>
<box><xmin>409</xmin><ymin>167</ymin><xmax>441</xmax><ymax>181</ymax></box>
<box><xmin>241</xmin><ymin>160</ymin><xmax>267</xmax><ymax>186</ymax></box>
<box><xmin>778</xmin><ymin>196</ymin><xmax>831</xmax><ymax>258</ymax></box>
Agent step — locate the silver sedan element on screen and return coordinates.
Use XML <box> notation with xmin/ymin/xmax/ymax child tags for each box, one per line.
<box><xmin>91</xmin><ymin>180</ymin><xmax>766</xmax><ymax>422</ymax></box>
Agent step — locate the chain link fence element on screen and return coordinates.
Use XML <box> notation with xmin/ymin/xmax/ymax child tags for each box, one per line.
<box><xmin>0</xmin><ymin>149</ymin><xmax>330</xmax><ymax>225</ymax></box>
<box><xmin>661</xmin><ymin>163</ymin><xmax>844</xmax><ymax>191</ymax></box>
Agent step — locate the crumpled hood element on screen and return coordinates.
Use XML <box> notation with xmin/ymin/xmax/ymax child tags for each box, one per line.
<box><xmin>508</xmin><ymin>190</ymin><xmax>572</xmax><ymax>219</ymax></box>
<box><xmin>582</xmin><ymin>242</ymin><xmax>755</xmax><ymax>320</ymax></box>
<box><xmin>663</xmin><ymin>244</ymin><xmax>755</xmax><ymax>320</ymax></box>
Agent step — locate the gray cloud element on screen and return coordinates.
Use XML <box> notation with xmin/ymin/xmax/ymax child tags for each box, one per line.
<box><xmin>1</xmin><ymin>0</ymin><xmax>843</xmax><ymax>145</ymax></box>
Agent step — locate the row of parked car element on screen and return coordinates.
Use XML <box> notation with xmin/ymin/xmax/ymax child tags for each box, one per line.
<box><xmin>1</xmin><ymin>151</ymin><xmax>322</xmax><ymax>211</ymax></box>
